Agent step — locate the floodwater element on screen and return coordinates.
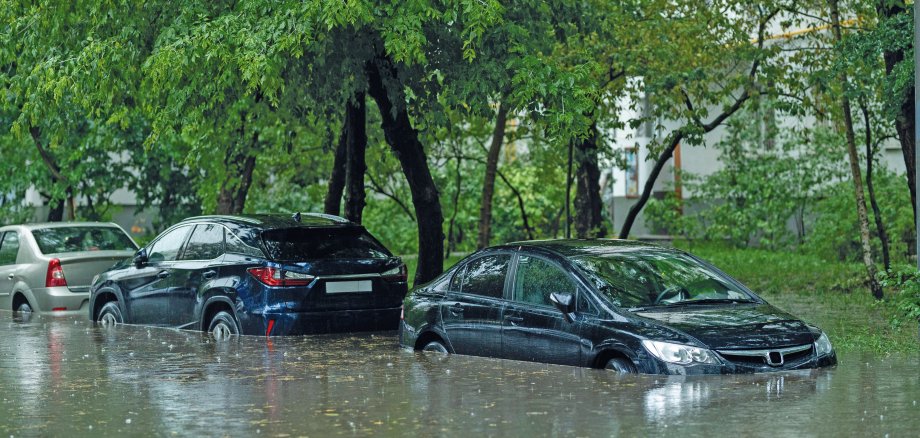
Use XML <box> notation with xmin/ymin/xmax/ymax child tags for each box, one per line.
<box><xmin>1</xmin><ymin>312</ymin><xmax>918</xmax><ymax>437</ymax></box>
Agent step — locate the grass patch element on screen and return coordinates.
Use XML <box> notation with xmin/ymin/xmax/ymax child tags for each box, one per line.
<box><xmin>678</xmin><ymin>241</ymin><xmax>919</xmax><ymax>355</ymax></box>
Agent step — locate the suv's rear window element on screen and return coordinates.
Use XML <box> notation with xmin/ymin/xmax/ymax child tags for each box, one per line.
<box><xmin>32</xmin><ymin>226</ymin><xmax>137</xmax><ymax>254</ymax></box>
<box><xmin>261</xmin><ymin>227</ymin><xmax>390</xmax><ymax>261</ymax></box>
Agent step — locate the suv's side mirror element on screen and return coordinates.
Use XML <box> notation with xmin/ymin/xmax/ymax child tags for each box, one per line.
<box><xmin>133</xmin><ymin>248</ymin><xmax>148</xmax><ymax>268</ymax></box>
<box><xmin>550</xmin><ymin>292</ymin><xmax>576</xmax><ymax>322</ymax></box>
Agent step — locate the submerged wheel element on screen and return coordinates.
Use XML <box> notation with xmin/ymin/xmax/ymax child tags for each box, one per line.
<box><xmin>97</xmin><ymin>302</ymin><xmax>123</xmax><ymax>327</ymax></box>
<box><xmin>422</xmin><ymin>340</ymin><xmax>449</xmax><ymax>354</ymax></box>
<box><xmin>16</xmin><ymin>302</ymin><xmax>32</xmax><ymax>313</ymax></box>
<box><xmin>604</xmin><ymin>357</ymin><xmax>637</xmax><ymax>374</ymax></box>
<box><xmin>209</xmin><ymin>311</ymin><xmax>239</xmax><ymax>341</ymax></box>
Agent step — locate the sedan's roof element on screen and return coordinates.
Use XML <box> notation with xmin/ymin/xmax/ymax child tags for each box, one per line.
<box><xmin>178</xmin><ymin>213</ymin><xmax>354</xmax><ymax>229</ymax></box>
<box><xmin>1</xmin><ymin>222</ymin><xmax>123</xmax><ymax>231</ymax></box>
<box><xmin>502</xmin><ymin>239</ymin><xmax>672</xmax><ymax>258</ymax></box>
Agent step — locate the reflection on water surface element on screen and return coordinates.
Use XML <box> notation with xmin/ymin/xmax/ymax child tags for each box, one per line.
<box><xmin>0</xmin><ymin>312</ymin><xmax>916</xmax><ymax>436</ymax></box>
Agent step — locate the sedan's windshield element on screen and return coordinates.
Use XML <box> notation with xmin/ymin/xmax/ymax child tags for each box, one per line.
<box><xmin>570</xmin><ymin>249</ymin><xmax>756</xmax><ymax>309</ymax></box>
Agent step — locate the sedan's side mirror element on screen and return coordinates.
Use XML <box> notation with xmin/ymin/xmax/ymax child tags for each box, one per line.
<box><xmin>133</xmin><ymin>248</ymin><xmax>148</xmax><ymax>268</ymax></box>
<box><xmin>550</xmin><ymin>292</ymin><xmax>576</xmax><ymax>322</ymax></box>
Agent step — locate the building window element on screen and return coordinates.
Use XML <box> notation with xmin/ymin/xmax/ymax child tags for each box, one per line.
<box><xmin>625</xmin><ymin>147</ymin><xmax>639</xmax><ymax>198</ymax></box>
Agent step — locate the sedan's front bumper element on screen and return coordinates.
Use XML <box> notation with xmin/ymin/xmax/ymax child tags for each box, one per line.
<box><xmin>650</xmin><ymin>352</ymin><xmax>837</xmax><ymax>375</ymax></box>
<box><xmin>239</xmin><ymin>306</ymin><xmax>402</xmax><ymax>336</ymax></box>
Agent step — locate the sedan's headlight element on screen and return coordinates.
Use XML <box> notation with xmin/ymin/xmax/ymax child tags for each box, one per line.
<box><xmin>642</xmin><ymin>340</ymin><xmax>720</xmax><ymax>365</ymax></box>
<box><xmin>814</xmin><ymin>332</ymin><xmax>834</xmax><ymax>356</ymax></box>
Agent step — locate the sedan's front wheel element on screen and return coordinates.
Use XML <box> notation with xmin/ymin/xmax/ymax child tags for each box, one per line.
<box><xmin>605</xmin><ymin>357</ymin><xmax>637</xmax><ymax>374</ymax></box>
<box><xmin>209</xmin><ymin>311</ymin><xmax>239</xmax><ymax>341</ymax></box>
<box><xmin>422</xmin><ymin>340</ymin><xmax>449</xmax><ymax>354</ymax></box>
<box><xmin>98</xmin><ymin>302</ymin><xmax>123</xmax><ymax>327</ymax></box>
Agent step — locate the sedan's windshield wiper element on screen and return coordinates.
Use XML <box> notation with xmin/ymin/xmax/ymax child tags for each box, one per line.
<box><xmin>627</xmin><ymin>298</ymin><xmax>757</xmax><ymax>312</ymax></box>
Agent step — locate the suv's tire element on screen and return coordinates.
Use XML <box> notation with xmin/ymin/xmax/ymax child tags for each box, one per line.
<box><xmin>605</xmin><ymin>357</ymin><xmax>637</xmax><ymax>374</ymax></box>
<box><xmin>422</xmin><ymin>340</ymin><xmax>449</xmax><ymax>354</ymax></box>
<box><xmin>98</xmin><ymin>301</ymin><xmax>123</xmax><ymax>327</ymax></box>
<box><xmin>208</xmin><ymin>311</ymin><xmax>239</xmax><ymax>341</ymax></box>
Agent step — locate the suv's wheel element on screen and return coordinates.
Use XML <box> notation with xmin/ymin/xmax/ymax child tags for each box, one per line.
<box><xmin>208</xmin><ymin>311</ymin><xmax>239</xmax><ymax>341</ymax></box>
<box><xmin>605</xmin><ymin>357</ymin><xmax>637</xmax><ymax>374</ymax></box>
<box><xmin>422</xmin><ymin>340</ymin><xmax>449</xmax><ymax>354</ymax></box>
<box><xmin>98</xmin><ymin>302</ymin><xmax>123</xmax><ymax>327</ymax></box>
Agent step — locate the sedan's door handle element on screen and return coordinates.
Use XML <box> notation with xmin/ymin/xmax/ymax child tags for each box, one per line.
<box><xmin>202</xmin><ymin>270</ymin><xmax>218</xmax><ymax>280</ymax></box>
<box><xmin>504</xmin><ymin>316</ymin><xmax>524</xmax><ymax>323</ymax></box>
<box><xmin>448</xmin><ymin>303</ymin><xmax>464</xmax><ymax>316</ymax></box>
<box><xmin>157</xmin><ymin>270</ymin><xmax>171</xmax><ymax>279</ymax></box>
<box><xmin>6</xmin><ymin>273</ymin><xmax>13</xmax><ymax>280</ymax></box>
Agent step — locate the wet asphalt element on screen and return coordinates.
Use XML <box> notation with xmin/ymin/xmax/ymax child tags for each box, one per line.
<box><xmin>0</xmin><ymin>311</ymin><xmax>918</xmax><ymax>437</ymax></box>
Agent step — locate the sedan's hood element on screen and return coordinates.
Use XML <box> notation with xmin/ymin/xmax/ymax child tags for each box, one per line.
<box><xmin>633</xmin><ymin>304</ymin><xmax>815</xmax><ymax>349</ymax></box>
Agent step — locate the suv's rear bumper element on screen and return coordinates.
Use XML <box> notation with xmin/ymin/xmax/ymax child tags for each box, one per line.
<box><xmin>239</xmin><ymin>306</ymin><xmax>402</xmax><ymax>336</ymax></box>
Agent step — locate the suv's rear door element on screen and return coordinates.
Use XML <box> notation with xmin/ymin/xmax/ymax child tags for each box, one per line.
<box><xmin>440</xmin><ymin>253</ymin><xmax>510</xmax><ymax>358</ymax></box>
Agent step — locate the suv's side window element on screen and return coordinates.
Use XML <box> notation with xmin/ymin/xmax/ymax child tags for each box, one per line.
<box><xmin>225</xmin><ymin>231</ymin><xmax>264</xmax><ymax>258</ymax></box>
<box><xmin>457</xmin><ymin>254</ymin><xmax>511</xmax><ymax>299</ymax></box>
<box><xmin>0</xmin><ymin>232</ymin><xmax>20</xmax><ymax>265</ymax></box>
<box><xmin>513</xmin><ymin>255</ymin><xmax>577</xmax><ymax>307</ymax></box>
<box><xmin>147</xmin><ymin>226</ymin><xmax>192</xmax><ymax>263</ymax></box>
<box><xmin>180</xmin><ymin>224</ymin><xmax>224</xmax><ymax>261</ymax></box>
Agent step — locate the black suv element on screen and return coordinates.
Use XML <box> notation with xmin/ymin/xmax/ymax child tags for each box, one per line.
<box><xmin>89</xmin><ymin>214</ymin><xmax>408</xmax><ymax>337</ymax></box>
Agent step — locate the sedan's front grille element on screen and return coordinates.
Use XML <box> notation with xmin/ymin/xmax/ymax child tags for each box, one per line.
<box><xmin>716</xmin><ymin>344</ymin><xmax>814</xmax><ymax>367</ymax></box>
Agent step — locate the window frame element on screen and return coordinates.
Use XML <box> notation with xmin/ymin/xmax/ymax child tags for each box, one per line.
<box><xmin>451</xmin><ymin>251</ymin><xmax>514</xmax><ymax>301</ymax></box>
<box><xmin>146</xmin><ymin>225</ymin><xmax>194</xmax><ymax>264</ymax></box>
<box><xmin>509</xmin><ymin>253</ymin><xmax>580</xmax><ymax>310</ymax></box>
<box><xmin>178</xmin><ymin>223</ymin><xmax>226</xmax><ymax>262</ymax></box>
<box><xmin>0</xmin><ymin>231</ymin><xmax>20</xmax><ymax>266</ymax></box>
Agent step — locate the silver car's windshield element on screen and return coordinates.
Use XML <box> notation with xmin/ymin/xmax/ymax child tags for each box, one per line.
<box><xmin>570</xmin><ymin>249</ymin><xmax>755</xmax><ymax>309</ymax></box>
<box><xmin>32</xmin><ymin>227</ymin><xmax>137</xmax><ymax>254</ymax></box>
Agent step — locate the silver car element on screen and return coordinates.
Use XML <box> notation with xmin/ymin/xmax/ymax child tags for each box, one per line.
<box><xmin>0</xmin><ymin>222</ymin><xmax>138</xmax><ymax>315</ymax></box>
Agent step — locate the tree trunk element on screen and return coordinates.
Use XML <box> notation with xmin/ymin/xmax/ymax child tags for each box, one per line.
<box><xmin>324</xmin><ymin>125</ymin><xmax>347</xmax><ymax>216</ymax></box>
<box><xmin>366</xmin><ymin>56</ymin><xmax>444</xmax><ymax>285</ymax></box>
<box><xmin>861</xmin><ymin>100</ymin><xmax>891</xmax><ymax>271</ymax></box>
<box><xmin>30</xmin><ymin>126</ymin><xmax>74</xmax><ymax>221</ymax></box>
<box><xmin>47</xmin><ymin>198</ymin><xmax>64</xmax><ymax>222</ymax></box>
<box><xmin>477</xmin><ymin>102</ymin><xmax>509</xmax><ymax>249</ymax></box>
<box><xmin>877</xmin><ymin>1</ymin><xmax>917</xmax><ymax>228</ymax></box>
<box><xmin>831</xmin><ymin>0</ymin><xmax>884</xmax><ymax>299</ymax></box>
<box><xmin>574</xmin><ymin>123</ymin><xmax>607</xmax><ymax>238</ymax></box>
<box><xmin>215</xmin><ymin>144</ymin><xmax>257</xmax><ymax>215</ymax></box>
<box><xmin>565</xmin><ymin>141</ymin><xmax>573</xmax><ymax>238</ymax></box>
<box><xmin>619</xmin><ymin>132</ymin><xmax>683</xmax><ymax>238</ymax></box>
<box><xmin>447</xmin><ymin>150</ymin><xmax>463</xmax><ymax>258</ymax></box>
<box><xmin>343</xmin><ymin>93</ymin><xmax>368</xmax><ymax>224</ymax></box>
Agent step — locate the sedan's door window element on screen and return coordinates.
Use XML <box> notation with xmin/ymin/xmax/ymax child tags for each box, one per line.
<box><xmin>0</xmin><ymin>232</ymin><xmax>19</xmax><ymax>265</ymax></box>
<box><xmin>457</xmin><ymin>254</ymin><xmax>511</xmax><ymax>299</ymax></box>
<box><xmin>147</xmin><ymin>226</ymin><xmax>192</xmax><ymax>263</ymax></box>
<box><xmin>180</xmin><ymin>224</ymin><xmax>224</xmax><ymax>261</ymax></box>
<box><xmin>513</xmin><ymin>255</ymin><xmax>577</xmax><ymax>307</ymax></box>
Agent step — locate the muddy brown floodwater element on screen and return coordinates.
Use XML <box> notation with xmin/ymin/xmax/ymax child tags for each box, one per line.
<box><xmin>0</xmin><ymin>311</ymin><xmax>918</xmax><ymax>437</ymax></box>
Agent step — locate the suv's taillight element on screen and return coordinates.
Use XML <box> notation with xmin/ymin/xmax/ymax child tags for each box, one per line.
<box><xmin>247</xmin><ymin>267</ymin><xmax>314</xmax><ymax>287</ymax></box>
<box><xmin>45</xmin><ymin>258</ymin><xmax>67</xmax><ymax>288</ymax></box>
<box><xmin>382</xmin><ymin>264</ymin><xmax>408</xmax><ymax>282</ymax></box>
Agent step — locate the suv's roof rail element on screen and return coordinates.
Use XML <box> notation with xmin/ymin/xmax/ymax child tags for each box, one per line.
<box><xmin>299</xmin><ymin>213</ymin><xmax>350</xmax><ymax>224</ymax></box>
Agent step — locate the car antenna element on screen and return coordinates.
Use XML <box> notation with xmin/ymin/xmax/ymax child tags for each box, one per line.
<box><xmin>292</xmin><ymin>212</ymin><xmax>301</xmax><ymax>223</ymax></box>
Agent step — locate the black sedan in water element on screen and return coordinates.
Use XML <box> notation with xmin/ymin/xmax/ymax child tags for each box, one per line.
<box><xmin>399</xmin><ymin>240</ymin><xmax>837</xmax><ymax>374</ymax></box>
<box><xmin>89</xmin><ymin>214</ymin><xmax>408</xmax><ymax>338</ymax></box>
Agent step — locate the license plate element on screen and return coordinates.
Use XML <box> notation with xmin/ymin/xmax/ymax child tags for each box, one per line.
<box><xmin>325</xmin><ymin>280</ymin><xmax>373</xmax><ymax>294</ymax></box>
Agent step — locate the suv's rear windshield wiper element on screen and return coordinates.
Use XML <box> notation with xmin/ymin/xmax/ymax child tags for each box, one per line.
<box><xmin>628</xmin><ymin>298</ymin><xmax>757</xmax><ymax>312</ymax></box>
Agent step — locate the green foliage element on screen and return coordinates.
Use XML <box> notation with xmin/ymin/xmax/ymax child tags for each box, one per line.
<box><xmin>806</xmin><ymin>168</ymin><xmax>914</xmax><ymax>263</ymax></box>
<box><xmin>878</xmin><ymin>266</ymin><xmax>920</xmax><ymax>329</ymax></box>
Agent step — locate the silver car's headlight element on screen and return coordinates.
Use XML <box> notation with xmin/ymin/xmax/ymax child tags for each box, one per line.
<box><xmin>815</xmin><ymin>332</ymin><xmax>834</xmax><ymax>356</ymax></box>
<box><xmin>642</xmin><ymin>340</ymin><xmax>720</xmax><ymax>365</ymax></box>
